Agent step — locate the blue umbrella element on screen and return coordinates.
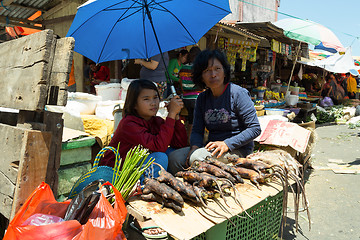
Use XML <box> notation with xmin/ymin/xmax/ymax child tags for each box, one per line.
<box><xmin>66</xmin><ymin>0</ymin><xmax>231</xmax><ymax>64</ymax></box>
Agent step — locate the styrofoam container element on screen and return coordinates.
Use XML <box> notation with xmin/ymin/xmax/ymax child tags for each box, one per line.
<box><xmin>95</xmin><ymin>83</ymin><xmax>121</xmax><ymax>101</ymax></box>
<box><xmin>265</xmin><ymin>108</ymin><xmax>285</xmax><ymax>116</ymax></box>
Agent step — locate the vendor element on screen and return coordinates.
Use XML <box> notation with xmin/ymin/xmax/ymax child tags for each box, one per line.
<box><xmin>346</xmin><ymin>72</ymin><xmax>357</xmax><ymax>99</ymax></box>
<box><xmin>135</xmin><ymin>52</ymin><xmax>169</xmax><ymax>100</ymax></box>
<box><xmin>167</xmin><ymin>49</ymin><xmax>261</xmax><ymax>174</ymax></box>
<box><xmin>89</xmin><ymin>61</ymin><xmax>110</xmax><ymax>93</ymax></box>
<box><xmin>167</xmin><ymin>49</ymin><xmax>188</xmax><ymax>92</ymax></box>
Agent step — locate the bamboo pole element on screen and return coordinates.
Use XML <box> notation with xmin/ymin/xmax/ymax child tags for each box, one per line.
<box><xmin>286</xmin><ymin>42</ymin><xmax>302</xmax><ymax>94</ymax></box>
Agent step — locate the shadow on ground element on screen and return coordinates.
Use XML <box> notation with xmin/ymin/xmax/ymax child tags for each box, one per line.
<box><xmin>279</xmin><ymin>217</ymin><xmax>310</xmax><ymax>240</ymax></box>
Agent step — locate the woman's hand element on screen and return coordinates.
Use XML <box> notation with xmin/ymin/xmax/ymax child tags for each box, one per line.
<box><xmin>205</xmin><ymin>141</ymin><xmax>229</xmax><ymax>158</ymax></box>
<box><xmin>185</xmin><ymin>145</ymin><xmax>199</xmax><ymax>167</ymax></box>
<box><xmin>166</xmin><ymin>95</ymin><xmax>183</xmax><ymax>119</ymax></box>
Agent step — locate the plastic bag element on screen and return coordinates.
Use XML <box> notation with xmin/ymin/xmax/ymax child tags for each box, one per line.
<box><xmin>4</xmin><ymin>182</ymin><xmax>127</xmax><ymax>240</ymax></box>
<box><xmin>320</xmin><ymin>96</ymin><xmax>334</xmax><ymax>107</ymax></box>
<box><xmin>22</xmin><ymin>213</ymin><xmax>64</xmax><ymax>226</ymax></box>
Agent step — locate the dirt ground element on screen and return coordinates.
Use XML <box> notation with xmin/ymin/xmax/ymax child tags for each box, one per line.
<box><xmin>282</xmin><ymin>123</ymin><xmax>360</xmax><ymax>239</ymax></box>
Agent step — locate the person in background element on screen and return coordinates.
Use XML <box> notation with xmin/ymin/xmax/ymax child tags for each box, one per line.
<box><xmin>67</xmin><ymin>60</ymin><xmax>76</xmax><ymax>92</ymax></box>
<box><xmin>346</xmin><ymin>72</ymin><xmax>357</xmax><ymax>99</ymax></box>
<box><xmin>167</xmin><ymin>49</ymin><xmax>188</xmax><ymax>92</ymax></box>
<box><xmin>336</xmin><ymin>73</ymin><xmax>347</xmax><ymax>98</ymax></box>
<box><xmin>135</xmin><ymin>52</ymin><xmax>169</xmax><ymax>100</ymax></box>
<box><xmin>167</xmin><ymin>49</ymin><xmax>261</xmax><ymax>174</ymax></box>
<box><xmin>321</xmin><ymin>73</ymin><xmax>343</xmax><ymax>104</ymax></box>
<box><xmin>178</xmin><ymin>46</ymin><xmax>202</xmax><ymax>141</ymax></box>
<box><xmin>89</xmin><ymin>61</ymin><xmax>110</xmax><ymax>93</ymax></box>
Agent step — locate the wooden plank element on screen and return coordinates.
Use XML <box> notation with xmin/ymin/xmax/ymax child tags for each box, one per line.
<box><xmin>0</xmin><ymin>111</ymin><xmax>18</xmax><ymax>126</ymax></box>
<box><xmin>0</xmin><ymin>30</ymin><xmax>56</xmax><ymax>111</ymax></box>
<box><xmin>10</xmin><ymin>130</ymin><xmax>52</xmax><ymax>219</ymax></box>
<box><xmin>43</xmin><ymin>111</ymin><xmax>63</xmax><ymax>197</ymax></box>
<box><xmin>0</xmin><ymin>124</ymin><xmax>26</xmax><ymax>190</ymax></box>
<box><xmin>48</xmin><ymin>37</ymin><xmax>75</xmax><ymax>106</ymax></box>
<box><xmin>0</xmin><ymin>193</ymin><xmax>13</xmax><ymax>219</ymax></box>
<box><xmin>60</xmin><ymin>147</ymin><xmax>92</xmax><ymax>166</ymax></box>
<box><xmin>62</xmin><ymin>136</ymin><xmax>96</xmax><ymax>150</ymax></box>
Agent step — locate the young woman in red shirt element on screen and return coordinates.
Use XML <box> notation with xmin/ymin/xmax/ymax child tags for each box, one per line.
<box><xmin>101</xmin><ymin>79</ymin><xmax>188</xmax><ymax>180</ymax></box>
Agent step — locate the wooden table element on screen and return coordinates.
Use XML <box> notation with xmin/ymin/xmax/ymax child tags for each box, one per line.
<box><xmin>127</xmin><ymin>180</ymin><xmax>284</xmax><ymax>240</ymax></box>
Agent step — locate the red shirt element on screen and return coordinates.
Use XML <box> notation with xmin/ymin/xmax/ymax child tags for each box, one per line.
<box><xmin>101</xmin><ymin>115</ymin><xmax>188</xmax><ymax>168</ymax></box>
<box><xmin>92</xmin><ymin>65</ymin><xmax>110</xmax><ymax>81</ymax></box>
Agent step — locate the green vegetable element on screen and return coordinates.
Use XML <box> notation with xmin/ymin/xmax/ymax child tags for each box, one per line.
<box><xmin>315</xmin><ymin>110</ymin><xmax>335</xmax><ymax>124</ymax></box>
<box><xmin>112</xmin><ymin>144</ymin><xmax>154</xmax><ymax>201</ymax></box>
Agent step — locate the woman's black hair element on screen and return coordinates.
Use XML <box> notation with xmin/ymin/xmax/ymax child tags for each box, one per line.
<box><xmin>178</xmin><ymin>49</ymin><xmax>189</xmax><ymax>57</ymax></box>
<box><xmin>188</xmin><ymin>46</ymin><xmax>201</xmax><ymax>63</ymax></box>
<box><xmin>123</xmin><ymin>79</ymin><xmax>160</xmax><ymax>117</ymax></box>
<box><xmin>192</xmin><ymin>49</ymin><xmax>231</xmax><ymax>89</ymax></box>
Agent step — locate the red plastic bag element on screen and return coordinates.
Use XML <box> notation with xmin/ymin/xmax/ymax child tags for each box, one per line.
<box><xmin>4</xmin><ymin>182</ymin><xmax>127</xmax><ymax>240</ymax></box>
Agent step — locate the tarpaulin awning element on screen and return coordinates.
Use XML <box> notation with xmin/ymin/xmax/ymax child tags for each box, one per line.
<box><xmin>298</xmin><ymin>47</ymin><xmax>359</xmax><ymax>73</ymax></box>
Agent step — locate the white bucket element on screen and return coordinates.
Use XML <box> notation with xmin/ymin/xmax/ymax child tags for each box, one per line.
<box><xmin>286</xmin><ymin>95</ymin><xmax>299</xmax><ymax>106</ymax></box>
<box><xmin>95</xmin><ymin>83</ymin><xmax>121</xmax><ymax>101</ymax></box>
<box><xmin>290</xmin><ymin>86</ymin><xmax>300</xmax><ymax>96</ymax></box>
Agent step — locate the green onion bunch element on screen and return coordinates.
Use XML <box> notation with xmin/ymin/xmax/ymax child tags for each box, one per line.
<box><xmin>112</xmin><ymin>144</ymin><xmax>154</xmax><ymax>201</ymax></box>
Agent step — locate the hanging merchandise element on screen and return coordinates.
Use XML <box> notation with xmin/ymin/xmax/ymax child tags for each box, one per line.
<box><xmin>272</xmin><ymin>51</ymin><xmax>276</xmax><ymax>66</ymax></box>
<box><xmin>271</xmin><ymin>39</ymin><xmax>281</xmax><ymax>53</ymax></box>
<box><xmin>242</xmin><ymin>58</ymin><xmax>247</xmax><ymax>71</ymax></box>
<box><xmin>225</xmin><ymin>38</ymin><xmax>258</xmax><ymax>68</ymax></box>
<box><xmin>298</xmin><ymin>64</ymin><xmax>303</xmax><ymax>80</ymax></box>
<box><xmin>218</xmin><ymin>37</ymin><xmax>227</xmax><ymax>50</ymax></box>
<box><xmin>268</xmin><ymin>50</ymin><xmax>273</xmax><ymax>62</ymax></box>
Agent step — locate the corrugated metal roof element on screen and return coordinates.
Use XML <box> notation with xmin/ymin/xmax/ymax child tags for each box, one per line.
<box><xmin>235</xmin><ymin>21</ymin><xmax>297</xmax><ymax>45</ymax></box>
<box><xmin>217</xmin><ymin>21</ymin><xmax>264</xmax><ymax>41</ymax></box>
<box><xmin>0</xmin><ymin>0</ymin><xmax>50</xmax><ymax>20</ymax></box>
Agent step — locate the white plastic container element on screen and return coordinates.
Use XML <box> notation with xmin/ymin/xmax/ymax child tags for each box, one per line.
<box><xmin>265</xmin><ymin>108</ymin><xmax>285</xmax><ymax>116</ymax></box>
<box><xmin>95</xmin><ymin>83</ymin><xmax>121</xmax><ymax>101</ymax></box>
<box><xmin>290</xmin><ymin>86</ymin><xmax>300</xmax><ymax>96</ymax></box>
<box><xmin>286</xmin><ymin>95</ymin><xmax>299</xmax><ymax>106</ymax></box>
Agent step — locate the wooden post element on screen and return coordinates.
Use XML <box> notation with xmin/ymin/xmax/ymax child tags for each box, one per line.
<box><xmin>44</xmin><ymin>111</ymin><xmax>64</xmax><ymax>197</ymax></box>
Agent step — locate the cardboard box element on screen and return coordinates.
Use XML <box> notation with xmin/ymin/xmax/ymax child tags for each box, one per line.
<box><xmin>255</xmin><ymin>119</ymin><xmax>311</xmax><ymax>153</ymax></box>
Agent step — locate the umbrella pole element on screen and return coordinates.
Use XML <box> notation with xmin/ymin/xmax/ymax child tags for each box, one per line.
<box><xmin>145</xmin><ymin>2</ymin><xmax>176</xmax><ymax>96</ymax></box>
<box><xmin>286</xmin><ymin>42</ymin><xmax>301</xmax><ymax>94</ymax></box>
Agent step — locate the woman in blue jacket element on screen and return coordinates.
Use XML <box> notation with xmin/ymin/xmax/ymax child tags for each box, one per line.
<box><xmin>168</xmin><ymin>49</ymin><xmax>261</xmax><ymax>173</ymax></box>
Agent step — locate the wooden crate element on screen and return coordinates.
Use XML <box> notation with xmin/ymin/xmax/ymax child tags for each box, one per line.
<box><xmin>0</xmin><ymin>30</ymin><xmax>74</xmax><ymax>220</ymax></box>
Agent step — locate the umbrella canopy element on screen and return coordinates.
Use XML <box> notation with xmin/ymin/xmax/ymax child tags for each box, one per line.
<box><xmin>67</xmin><ymin>0</ymin><xmax>231</xmax><ymax>64</ymax></box>
<box><xmin>300</xmin><ymin>47</ymin><xmax>357</xmax><ymax>74</ymax></box>
<box><xmin>273</xmin><ymin>18</ymin><xmax>345</xmax><ymax>53</ymax></box>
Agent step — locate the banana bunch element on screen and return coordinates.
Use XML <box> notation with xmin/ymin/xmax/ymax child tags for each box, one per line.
<box><xmin>265</xmin><ymin>90</ymin><xmax>281</xmax><ymax>100</ymax></box>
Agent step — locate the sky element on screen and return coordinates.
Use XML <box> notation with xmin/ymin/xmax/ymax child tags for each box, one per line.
<box><xmin>278</xmin><ymin>0</ymin><xmax>360</xmax><ymax>56</ymax></box>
